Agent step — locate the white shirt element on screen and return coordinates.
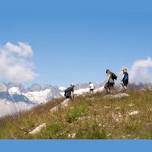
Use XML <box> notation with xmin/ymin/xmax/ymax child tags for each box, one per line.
<box><xmin>89</xmin><ymin>83</ymin><xmax>95</xmax><ymax>90</ymax></box>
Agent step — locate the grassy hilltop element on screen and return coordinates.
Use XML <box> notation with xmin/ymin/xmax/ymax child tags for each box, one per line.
<box><xmin>0</xmin><ymin>90</ymin><xmax>152</xmax><ymax>139</ymax></box>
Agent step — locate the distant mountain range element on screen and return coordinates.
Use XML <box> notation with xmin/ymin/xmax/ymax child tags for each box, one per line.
<box><xmin>0</xmin><ymin>82</ymin><xmax>151</xmax><ymax>118</ymax></box>
<box><xmin>0</xmin><ymin>83</ymin><xmax>63</xmax><ymax>117</ymax></box>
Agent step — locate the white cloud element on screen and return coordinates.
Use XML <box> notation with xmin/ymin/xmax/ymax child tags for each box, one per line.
<box><xmin>4</xmin><ymin>42</ymin><xmax>33</xmax><ymax>57</ymax></box>
<box><xmin>0</xmin><ymin>42</ymin><xmax>37</xmax><ymax>83</ymax></box>
<box><xmin>130</xmin><ymin>57</ymin><xmax>152</xmax><ymax>84</ymax></box>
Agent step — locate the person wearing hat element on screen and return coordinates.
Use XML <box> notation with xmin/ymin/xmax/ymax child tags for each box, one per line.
<box><xmin>121</xmin><ymin>68</ymin><xmax>129</xmax><ymax>91</ymax></box>
<box><xmin>104</xmin><ymin>69</ymin><xmax>117</xmax><ymax>94</ymax></box>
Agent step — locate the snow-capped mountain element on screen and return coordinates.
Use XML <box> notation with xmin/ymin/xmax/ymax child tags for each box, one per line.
<box><xmin>0</xmin><ymin>84</ymin><xmax>34</xmax><ymax>117</ymax></box>
<box><xmin>0</xmin><ymin>82</ymin><xmax>108</xmax><ymax>117</ymax></box>
<box><xmin>2</xmin><ymin>81</ymin><xmax>150</xmax><ymax>118</ymax></box>
<box><xmin>0</xmin><ymin>83</ymin><xmax>63</xmax><ymax>117</ymax></box>
<box><xmin>23</xmin><ymin>89</ymin><xmax>54</xmax><ymax>104</ymax></box>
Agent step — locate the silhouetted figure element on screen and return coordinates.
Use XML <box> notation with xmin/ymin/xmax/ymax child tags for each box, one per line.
<box><xmin>121</xmin><ymin>68</ymin><xmax>129</xmax><ymax>92</ymax></box>
<box><xmin>89</xmin><ymin>82</ymin><xmax>95</xmax><ymax>93</ymax></box>
<box><xmin>64</xmin><ymin>84</ymin><xmax>75</xmax><ymax>100</ymax></box>
<box><xmin>104</xmin><ymin>69</ymin><xmax>117</xmax><ymax>94</ymax></box>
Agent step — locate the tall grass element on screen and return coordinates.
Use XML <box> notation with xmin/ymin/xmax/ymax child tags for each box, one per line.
<box><xmin>0</xmin><ymin>90</ymin><xmax>152</xmax><ymax>139</ymax></box>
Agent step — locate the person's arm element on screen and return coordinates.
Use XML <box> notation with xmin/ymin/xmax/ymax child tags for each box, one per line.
<box><xmin>107</xmin><ymin>74</ymin><xmax>111</xmax><ymax>81</ymax></box>
<box><xmin>122</xmin><ymin>75</ymin><xmax>124</xmax><ymax>82</ymax></box>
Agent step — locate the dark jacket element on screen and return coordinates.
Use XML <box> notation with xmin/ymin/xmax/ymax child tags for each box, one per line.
<box><xmin>122</xmin><ymin>72</ymin><xmax>129</xmax><ymax>82</ymax></box>
<box><xmin>64</xmin><ymin>86</ymin><xmax>74</xmax><ymax>98</ymax></box>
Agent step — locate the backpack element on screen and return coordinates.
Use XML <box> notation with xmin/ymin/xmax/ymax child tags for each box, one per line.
<box><xmin>64</xmin><ymin>86</ymin><xmax>74</xmax><ymax>98</ymax></box>
<box><xmin>111</xmin><ymin>73</ymin><xmax>117</xmax><ymax>80</ymax></box>
<box><xmin>64</xmin><ymin>91</ymin><xmax>71</xmax><ymax>98</ymax></box>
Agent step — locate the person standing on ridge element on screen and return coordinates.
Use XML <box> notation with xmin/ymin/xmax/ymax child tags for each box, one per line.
<box><xmin>121</xmin><ymin>68</ymin><xmax>129</xmax><ymax>92</ymax></box>
<box><xmin>89</xmin><ymin>82</ymin><xmax>95</xmax><ymax>93</ymax></box>
<box><xmin>104</xmin><ymin>69</ymin><xmax>117</xmax><ymax>94</ymax></box>
<box><xmin>64</xmin><ymin>84</ymin><xmax>75</xmax><ymax>100</ymax></box>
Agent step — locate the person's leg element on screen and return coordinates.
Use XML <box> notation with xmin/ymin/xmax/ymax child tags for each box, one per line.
<box><xmin>104</xmin><ymin>82</ymin><xmax>110</xmax><ymax>94</ymax></box>
<box><xmin>121</xmin><ymin>83</ymin><xmax>125</xmax><ymax>92</ymax></box>
<box><xmin>124</xmin><ymin>81</ymin><xmax>128</xmax><ymax>91</ymax></box>
<box><xmin>122</xmin><ymin>80</ymin><xmax>128</xmax><ymax>92</ymax></box>
<box><xmin>90</xmin><ymin>89</ymin><xmax>94</xmax><ymax>93</ymax></box>
<box><xmin>109</xmin><ymin>82</ymin><xmax>115</xmax><ymax>94</ymax></box>
<box><xmin>71</xmin><ymin>92</ymin><xmax>74</xmax><ymax>101</ymax></box>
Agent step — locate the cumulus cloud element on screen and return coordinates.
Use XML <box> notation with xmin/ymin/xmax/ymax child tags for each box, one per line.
<box><xmin>130</xmin><ymin>58</ymin><xmax>152</xmax><ymax>84</ymax></box>
<box><xmin>4</xmin><ymin>42</ymin><xmax>33</xmax><ymax>57</ymax></box>
<box><xmin>0</xmin><ymin>42</ymin><xmax>37</xmax><ymax>83</ymax></box>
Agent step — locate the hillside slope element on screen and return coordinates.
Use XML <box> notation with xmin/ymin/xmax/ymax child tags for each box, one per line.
<box><xmin>0</xmin><ymin>90</ymin><xmax>152</xmax><ymax>139</ymax></box>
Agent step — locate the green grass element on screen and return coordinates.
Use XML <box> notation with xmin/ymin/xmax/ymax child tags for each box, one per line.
<box><xmin>66</xmin><ymin>102</ymin><xmax>89</xmax><ymax>123</ymax></box>
<box><xmin>0</xmin><ymin>90</ymin><xmax>152</xmax><ymax>139</ymax></box>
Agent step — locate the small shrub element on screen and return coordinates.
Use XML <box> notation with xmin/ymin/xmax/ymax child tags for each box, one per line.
<box><xmin>125</xmin><ymin>121</ymin><xmax>139</xmax><ymax>134</ymax></box>
<box><xmin>66</xmin><ymin>104</ymin><xmax>89</xmax><ymax>123</ymax></box>
<box><xmin>76</xmin><ymin>128</ymin><xmax>107</xmax><ymax>139</ymax></box>
<box><xmin>47</xmin><ymin>122</ymin><xmax>63</xmax><ymax>134</ymax></box>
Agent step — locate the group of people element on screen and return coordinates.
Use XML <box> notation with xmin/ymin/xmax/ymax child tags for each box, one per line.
<box><xmin>104</xmin><ymin>68</ymin><xmax>129</xmax><ymax>94</ymax></box>
<box><xmin>64</xmin><ymin>68</ymin><xmax>129</xmax><ymax>100</ymax></box>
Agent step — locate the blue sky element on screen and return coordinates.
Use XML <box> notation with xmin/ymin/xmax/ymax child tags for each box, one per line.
<box><xmin>0</xmin><ymin>0</ymin><xmax>152</xmax><ymax>86</ymax></box>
